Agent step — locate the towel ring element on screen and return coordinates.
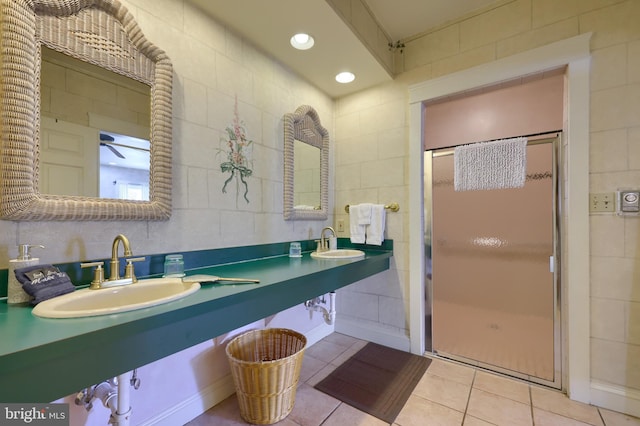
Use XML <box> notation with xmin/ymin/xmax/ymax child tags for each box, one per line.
<box><xmin>344</xmin><ymin>203</ymin><xmax>399</xmax><ymax>213</ymax></box>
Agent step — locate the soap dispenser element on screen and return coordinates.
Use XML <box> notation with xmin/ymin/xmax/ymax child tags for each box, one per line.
<box><xmin>8</xmin><ymin>244</ymin><xmax>44</xmax><ymax>305</ymax></box>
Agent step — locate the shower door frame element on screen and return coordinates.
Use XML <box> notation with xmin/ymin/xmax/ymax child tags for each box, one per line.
<box><xmin>408</xmin><ymin>33</ymin><xmax>592</xmax><ymax>402</ymax></box>
<box><xmin>424</xmin><ymin>136</ymin><xmax>562</xmax><ymax>389</ymax></box>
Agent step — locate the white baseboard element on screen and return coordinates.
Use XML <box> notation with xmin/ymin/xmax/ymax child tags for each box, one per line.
<box><xmin>139</xmin><ymin>325</ymin><xmax>334</xmax><ymax>425</ymax></box>
<box><xmin>304</xmin><ymin>322</ymin><xmax>335</xmax><ymax>347</ymax></box>
<box><xmin>590</xmin><ymin>380</ymin><xmax>640</xmax><ymax>419</ymax></box>
<box><xmin>335</xmin><ymin>317</ymin><xmax>410</xmax><ymax>351</ymax></box>
<box><xmin>138</xmin><ymin>374</ymin><xmax>235</xmax><ymax>426</ymax></box>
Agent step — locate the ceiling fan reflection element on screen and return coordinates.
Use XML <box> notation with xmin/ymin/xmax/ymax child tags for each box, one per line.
<box><xmin>100</xmin><ymin>133</ymin><xmax>125</xmax><ymax>159</ymax></box>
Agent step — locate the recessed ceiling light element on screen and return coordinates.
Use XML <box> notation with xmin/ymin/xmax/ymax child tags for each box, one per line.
<box><xmin>290</xmin><ymin>33</ymin><xmax>314</xmax><ymax>50</ymax></box>
<box><xmin>335</xmin><ymin>72</ymin><xmax>355</xmax><ymax>84</ymax></box>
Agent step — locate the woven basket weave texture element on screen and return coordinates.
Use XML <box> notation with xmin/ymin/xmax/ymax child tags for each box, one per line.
<box><xmin>226</xmin><ymin>328</ymin><xmax>307</xmax><ymax>425</ymax></box>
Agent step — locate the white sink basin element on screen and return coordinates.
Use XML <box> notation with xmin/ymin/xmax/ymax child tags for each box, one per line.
<box><xmin>310</xmin><ymin>249</ymin><xmax>365</xmax><ymax>260</ymax></box>
<box><xmin>32</xmin><ymin>277</ymin><xmax>201</xmax><ymax>318</ymax></box>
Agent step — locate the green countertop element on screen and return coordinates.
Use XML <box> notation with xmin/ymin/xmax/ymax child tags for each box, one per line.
<box><xmin>0</xmin><ymin>248</ymin><xmax>392</xmax><ymax>402</ymax></box>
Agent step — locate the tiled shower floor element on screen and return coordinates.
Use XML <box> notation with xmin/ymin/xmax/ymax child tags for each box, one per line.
<box><xmin>187</xmin><ymin>333</ymin><xmax>640</xmax><ymax>426</ymax></box>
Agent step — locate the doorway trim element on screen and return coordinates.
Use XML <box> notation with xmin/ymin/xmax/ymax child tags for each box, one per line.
<box><xmin>408</xmin><ymin>33</ymin><xmax>591</xmax><ymax>402</ymax></box>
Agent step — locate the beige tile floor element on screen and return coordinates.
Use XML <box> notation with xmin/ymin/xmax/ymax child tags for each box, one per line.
<box><xmin>187</xmin><ymin>333</ymin><xmax>640</xmax><ymax>426</ymax></box>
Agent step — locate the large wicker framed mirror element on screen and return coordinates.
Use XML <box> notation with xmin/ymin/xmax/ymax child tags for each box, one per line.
<box><xmin>283</xmin><ymin>105</ymin><xmax>329</xmax><ymax>220</ymax></box>
<box><xmin>0</xmin><ymin>0</ymin><xmax>173</xmax><ymax>220</ymax></box>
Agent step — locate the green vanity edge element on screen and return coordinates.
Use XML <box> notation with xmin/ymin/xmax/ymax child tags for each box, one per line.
<box><xmin>0</xmin><ymin>239</ymin><xmax>393</xmax><ymax>402</ymax></box>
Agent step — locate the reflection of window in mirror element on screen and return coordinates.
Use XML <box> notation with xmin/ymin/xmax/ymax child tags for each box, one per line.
<box><xmin>118</xmin><ymin>183</ymin><xmax>146</xmax><ymax>201</ymax></box>
<box><xmin>293</xmin><ymin>140</ymin><xmax>321</xmax><ymax>209</ymax></box>
<box><xmin>39</xmin><ymin>46</ymin><xmax>151</xmax><ymax>199</ymax></box>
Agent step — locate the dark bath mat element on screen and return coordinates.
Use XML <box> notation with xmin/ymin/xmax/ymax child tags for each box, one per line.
<box><xmin>315</xmin><ymin>342</ymin><xmax>431</xmax><ymax>424</ymax></box>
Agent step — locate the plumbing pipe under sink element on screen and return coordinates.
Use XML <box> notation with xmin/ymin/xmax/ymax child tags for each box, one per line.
<box><xmin>304</xmin><ymin>292</ymin><xmax>336</xmax><ymax>325</ymax></box>
<box><xmin>76</xmin><ymin>370</ymin><xmax>138</xmax><ymax>426</ymax></box>
<box><xmin>116</xmin><ymin>371</ymin><xmax>132</xmax><ymax>426</ymax></box>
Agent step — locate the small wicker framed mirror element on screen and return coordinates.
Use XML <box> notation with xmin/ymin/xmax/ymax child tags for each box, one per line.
<box><xmin>283</xmin><ymin>105</ymin><xmax>329</xmax><ymax>220</ymax></box>
<box><xmin>0</xmin><ymin>0</ymin><xmax>173</xmax><ymax>220</ymax></box>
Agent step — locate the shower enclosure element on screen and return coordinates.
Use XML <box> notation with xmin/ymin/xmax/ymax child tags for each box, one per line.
<box><xmin>425</xmin><ymin>137</ymin><xmax>560</xmax><ymax>387</ymax></box>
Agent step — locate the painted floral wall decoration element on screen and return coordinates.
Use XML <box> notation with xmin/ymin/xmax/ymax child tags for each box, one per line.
<box><xmin>218</xmin><ymin>96</ymin><xmax>253</xmax><ymax>204</ymax></box>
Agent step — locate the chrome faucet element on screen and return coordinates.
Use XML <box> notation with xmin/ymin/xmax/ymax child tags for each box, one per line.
<box><xmin>319</xmin><ymin>226</ymin><xmax>336</xmax><ymax>252</ymax></box>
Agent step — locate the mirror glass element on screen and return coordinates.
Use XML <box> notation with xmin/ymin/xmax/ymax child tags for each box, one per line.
<box><xmin>283</xmin><ymin>105</ymin><xmax>329</xmax><ymax>220</ymax></box>
<box><xmin>98</xmin><ymin>132</ymin><xmax>150</xmax><ymax>200</ymax></box>
<box><xmin>40</xmin><ymin>46</ymin><xmax>151</xmax><ymax>200</ymax></box>
<box><xmin>0</xmin><ymin>0</ymin><xmax>173</xmax><ymax>220</ymax></box>
<box><xmin>293</xmin><ymin>141</ymin><xmax>321</xmax><ymax>209</ymax></box>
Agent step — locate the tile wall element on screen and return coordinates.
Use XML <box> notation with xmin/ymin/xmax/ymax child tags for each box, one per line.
<box><xmin>334</xmin><ymin>0</ymin><xmax>640</xmax><ymax>414</ymax></box>
<box><xmin>0</xmin><ymin>0</ymin><xmax>335</xmax><ymax>424</ymax></box>
<box><xmin>2</xmin><ymin>0</ymin><xmax>639</xmax><ymax>422</ymax></box>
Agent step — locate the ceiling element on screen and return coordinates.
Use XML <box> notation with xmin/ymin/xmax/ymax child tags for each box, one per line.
<box><xmin>188</xmin><ymin>0</ymin><xmax>498</xmax><ymax>98</ymax></box>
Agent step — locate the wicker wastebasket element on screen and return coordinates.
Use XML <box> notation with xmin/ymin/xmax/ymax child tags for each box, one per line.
<box><xmin>225</xmin><ymin>328</ymin><xmax>307</xmax><ymax>425</ymax></box>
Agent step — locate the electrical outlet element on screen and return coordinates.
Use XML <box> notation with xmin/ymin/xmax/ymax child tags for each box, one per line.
<box><xmin>337</xmin><ymin>219</ymin><xmax>345</xmax><ymax>233</ymax></box>
<box><xmin>590</xmin><ymin>192</ymin><xmax>615</xmax><ymax>212</ymax></box>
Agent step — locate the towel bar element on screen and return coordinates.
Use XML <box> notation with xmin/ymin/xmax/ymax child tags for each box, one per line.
<box><xmin>344</xmin><ymin>203</ymin><xmax>399</xmax><ymax>213</ymax></box>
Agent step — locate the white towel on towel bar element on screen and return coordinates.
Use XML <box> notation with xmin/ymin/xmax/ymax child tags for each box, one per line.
<box><xmin>355</xmin><ymin>203</ymin><xmax>372</xmax><ymax>224</ymax></box>
<box><xmin>454</xmin><ymin>137</ymin><xmax>527</xmax><ymax>191</ymax></box>
<box><xmin>349</xmin><ymin>204</ymin><xmax>370</xmax><ymax>244</ymax></box>
<box><xmin>366</xmin><ymin>204</ymin><xmax>386</xmax><ymax>246</ymax></box>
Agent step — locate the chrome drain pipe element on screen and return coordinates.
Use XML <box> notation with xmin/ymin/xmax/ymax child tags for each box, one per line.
<box><xmin>304</xmin><ymin>291</ymin><xmax>336</xmax><ymax>325</ymax></box>
<box><xmin>114</xmin><ymin>371</ymin><xmax>133</xmax><ymax>426</ymax></box>
<box><xmin>75</xmin><ymin>369</ymin><xmax>139</xmax><ymax>426</ymax></box>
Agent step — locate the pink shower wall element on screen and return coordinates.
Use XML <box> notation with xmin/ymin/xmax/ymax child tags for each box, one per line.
<box><xmin>424</xmin><ymin>71</ymin><xmax>564</xmax><ymax>150</ymax></box>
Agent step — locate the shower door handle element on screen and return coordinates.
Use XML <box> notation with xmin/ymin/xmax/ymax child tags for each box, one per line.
<box><xmin>549</xmin><ymin>256</ymin><xmax>555</xmax><ymax>273</ymax></box>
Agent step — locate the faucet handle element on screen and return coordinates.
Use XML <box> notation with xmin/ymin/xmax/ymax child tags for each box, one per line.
<box><xmin>81</xmin><ymin>261</ymin><xmax>105</xmax><ymax>289</ymax></box>
<box><xmin>124</xmin><ymin>257</ymin><xmax>145</xmax><ymax>282</ymax></box>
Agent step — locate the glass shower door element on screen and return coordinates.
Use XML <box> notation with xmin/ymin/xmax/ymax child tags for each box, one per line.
<box><xmin>430</xmin><ymin>141</ymin><xmax>557</xmax><ymax>384</ymax></box>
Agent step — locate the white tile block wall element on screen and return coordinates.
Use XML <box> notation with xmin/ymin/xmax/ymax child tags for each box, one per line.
<box><xmin>334</xmin><ymin>0</ymin><xmax>640</xmax><ymax>409</ymax></box>
<box><xmin>4</xmin><ymin>0</ymin><xmax>640</xmax><ymax>421</ymax></box>
<box><xmin>2</xmin><ymin>1</ymin><xmax>335</xmax><ymax>424</ymax></box>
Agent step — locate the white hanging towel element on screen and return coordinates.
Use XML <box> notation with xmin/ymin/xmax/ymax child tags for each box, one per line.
<box><xmin>355</xmin><ymin>203</ymin><xmax>372</xmax><ymax>224</ymax></box>
<box><xmin>454</xmin><ymin>137</ymin><xmax>527</xmax><ymax>191</ymax></box>
<box><xmin>349</xmin><ymin>204</ymin><xmax>371</xmax><ymax>244</ymax></box>
<box><xmin>365</xmin><ymin>204</ymin><xmax>386</xmax><ymax>246</ymax></box>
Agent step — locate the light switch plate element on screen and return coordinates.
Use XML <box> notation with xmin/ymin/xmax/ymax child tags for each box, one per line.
<box><xmin>590</xmin><ymin>193</ymin><xmax>615</xmax><ymax>212</ymax></box>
